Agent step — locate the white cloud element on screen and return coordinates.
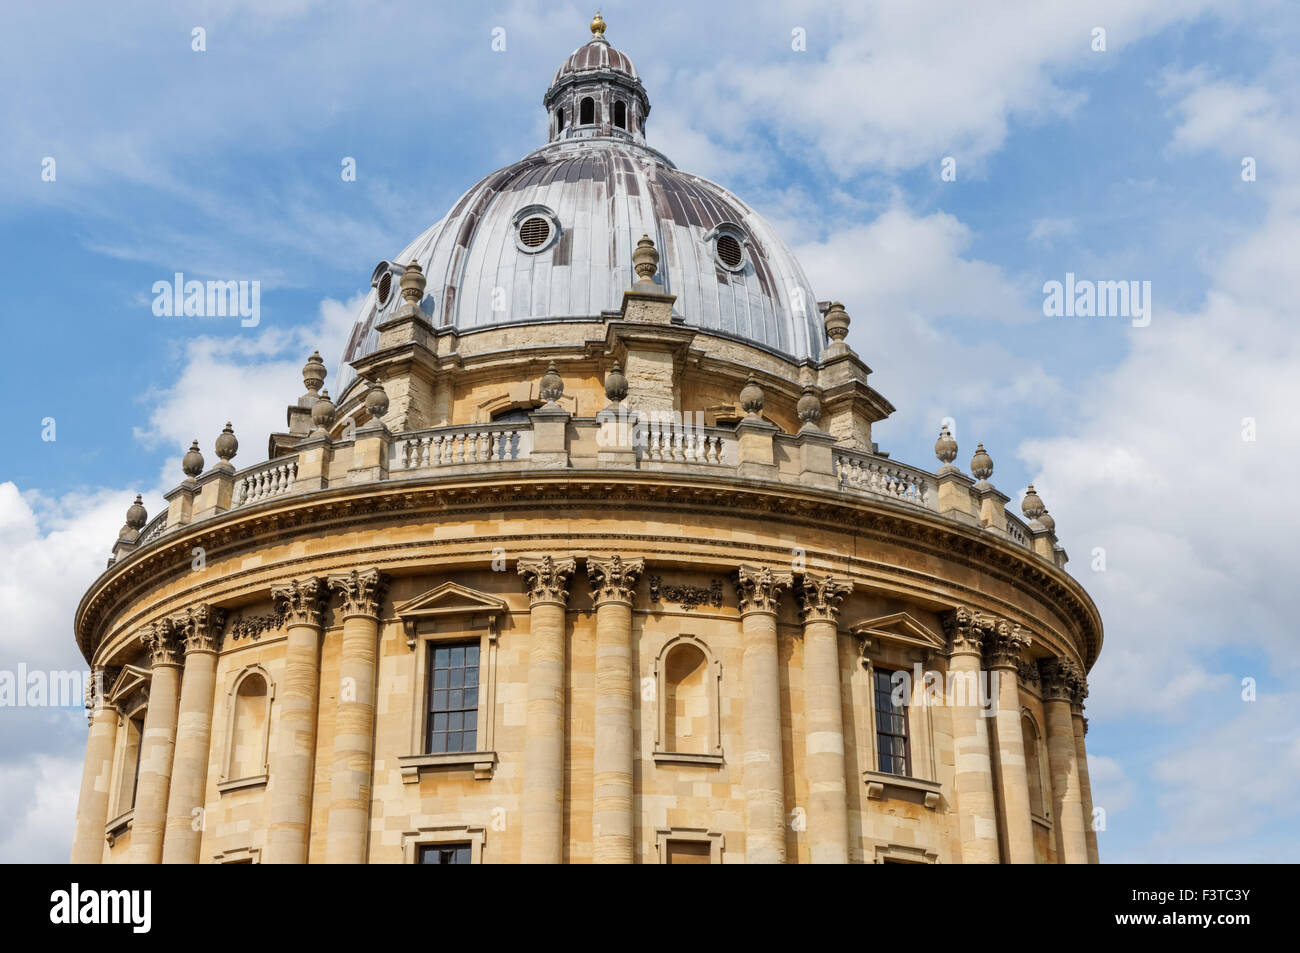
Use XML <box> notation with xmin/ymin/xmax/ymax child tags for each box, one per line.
<box><xmin>661</xmin><ymin>0</ymin><xmax>1245</xmax><ymax>177</ymax></box>
<box><xmin>133</xmin><ymin>294</ymin><xmax>362</xmax><ymax>483</ymax></box>
<box><xmin>1029</xmin><ymin>217</ymin><xmax>1077</xmax><ymax>245</ymax></box>
<box><xmin>1147</xmin><ymin>696</ymin><xmax>1300</xmax><ymax>857</ymax></box>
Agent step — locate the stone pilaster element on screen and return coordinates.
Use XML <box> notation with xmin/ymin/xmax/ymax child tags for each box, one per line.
<box><xmin>796</xmin><ymin>571</ymin><xmax>851</xmax><ymax>864</ymax></box>
<box><xmin>941</xmin><ymin>606</ymin><xmax>1000</xmax><ymax>863</ymax></box>
<box><xmin>983</xmin><ymin>619</ymin><xmax>1034</xmax><ymax>864</ymax></box>
<box><xmin>266</xmin><ymin>577</ymin><xmax>327</xmax><ymax>864</ymax></box>
<box><xmin>1071</xmin><ymin>689</ymin><xmax>1099</xmax><ymax>864</ymax></box>
<box><xmin>129</xmin><ymin>620</ymin><xmax>183</xmax><ymax>864</ymax></box>
<box><xmin>735</xmin><ymin>564</ymin><xmax>793</xmax><ymax>864</ymax></box>
<box><xmin>587</xmin><ymin>554</ymin><xmax>643</xmax><ymax>864</ymax></box>
<box><xmin>1040</xmin><ymin>657</ymin><xmax>1088</xmax><ymax>864</ymax></box>
<box><xmin>161</xmin><ymin>604</ymin><xmax>227</xmax><ymax>864</ymax></box>
<box><xmin>518</xmin><ymin>555</ymin><xmax>576</xmax><ymax>864</ymax></box>
<box><xmin>71</xmin><ymin>670</ymin><xmax>119</xmax><ymax>863</ymax></box>
<box><xmin>324</xmin><ymin>568</ymin><xmax>389</xmax><ymax>864</ymax></box>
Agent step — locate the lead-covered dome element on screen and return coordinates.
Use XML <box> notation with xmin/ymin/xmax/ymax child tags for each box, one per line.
<box><xmin>338</xmin><ymin>17</ymin><xmax>825</xmax><ymax>397</ymax></box>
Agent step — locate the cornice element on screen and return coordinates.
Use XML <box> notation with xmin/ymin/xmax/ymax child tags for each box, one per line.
<box><xmin>75</xmin><ymin>469</ymin><xmax>1102</xmax><ymax>669</ymax></box>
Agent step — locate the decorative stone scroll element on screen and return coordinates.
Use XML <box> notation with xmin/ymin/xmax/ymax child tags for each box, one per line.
<box><xmin>795</xmin><ymin>571</ymin><xmax>850</xmax><ymax>623</ymax></box>
<box><xmin>517</xmin><ymin>555</ymin><xmax>576</xmax><ymax>605</ymax></box>
<box><xmin>587</xmin><ymin>554</ymin><xmax>644</xmax><ymax>606</ymax></box>
<box><xmin>1038</xmin><ymin>656</ymin><xmax>1086</xmax><ymax>703</ymax></box>
<box><xmin>982</xmin><ymin>618</ymin><xmax>1031</xmax><ymax>669</ymax></box>
<box><xmin>140</xmin><ymin>619</ymin><xmax>182</xmax><ymax>668</ymax></box>
<box><xmin>941</xmin><ymin>604</ymin><xmax>995</xmax><ymax>654</ymax></box>
<box><xmin>648</xmin><ymin>576</ymin><xmax>723</xmax><ymax>612</ymax></box>
<box><xmin>328</xmin><ymin>568</ymin><xmax>388</xmax><ymax>618</ymax></box>
<box><xmin>734</xmin><ymin>564</ymin><xmax>793</xmax><ymax>615</ymax></box>
<box><xmin>226</xmin><ymin>605</ymin><xmax>288</xmax><ymax>642</ymax></box>
<box><xmin>170</xmin><ymin>603</ymin><xmax>228</xmax><ymax>655</ymax></box>
<box><xmin>271</xmin><ymin>577</ymin><xmax>328</xmax><ymax>628</ymax></box>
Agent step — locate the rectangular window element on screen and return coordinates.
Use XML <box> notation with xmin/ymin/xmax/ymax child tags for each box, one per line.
<box><xmin>125</xmin><ymin>714</ymin><xmax>144</xmax><ymax>810</ymax></box>
<box><xmin>426</xmin><ymin>641</ymin><xmax>479</xmax><ymax>754</ymax></box>
<box><xmin>666</xmin><ymin>840</ymin><xmax>712</xmax><ymax>865</ymax></box>
<box><xmin>419</xmin><ymin>843</ymin><xmax>472</xmax><ymax>865</ymax></box>
<box><xmin>873</xmin><ymin>668</ymin><xmax>910</xmax><ymax>777</ymax></box>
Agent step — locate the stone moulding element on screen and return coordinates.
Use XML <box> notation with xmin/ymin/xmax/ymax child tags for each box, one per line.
<box><xmin>74</xmin><ymin>469</ymin><xmax>1102</xmax><ymax>670</ymax></box>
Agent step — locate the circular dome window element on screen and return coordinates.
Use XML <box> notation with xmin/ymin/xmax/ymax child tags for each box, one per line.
<box><xmin>376</xmin><ymin>270</ymin><xmax>393</xmax><ymax>307</ymax></box>
<box><xmin>716</xmin><ymin>233</ymin><xmax>745</xmax><ymax>270</ymax></box>
<box><xmin>519</xmin><ymin>216</ymin><xmax>551</xmax><ymax>249</ymax></box>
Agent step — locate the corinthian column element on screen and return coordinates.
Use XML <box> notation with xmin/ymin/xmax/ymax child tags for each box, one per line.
<box><xmin>130</xmin><ymin>621</ymin><xmax>183</xmax><ymax>864</ymax></box>
<box><xmin>1072</xmin><ymin>695</ymin><xmax>1099</xmax><ymax>864</ymax></box>
<box><xmin>162</xmin><ymin>605</ymin><xmax>227</xmax><ymax>864</ymax></box>
<box><xmin>1040</xmin><ymin>657</ymin><xmax>1088</xmax><ymax>864</ymax></box>
<box><xmin>518</xmin><ymin>555</ymin><xmax>576</xmax><ymax>864</ymax></box>
<box><xmin>983</xmin><ymin>620</ymin><xmax>1034</xmax><ymax>864</ymax></box>
<box><xmin>266</xmin><ymin>577</ymin><xmax>327</xmax><ymax>865</ymax></box>
<box><xmin>587</xmin><ymin>554</ymin><xmax>643</xmax><ymax>864</ymax></box>
<box><xmin>324</xmin><ymin>568</ymin><xmax>388</xmax><ymax>864</ymax></box>
<box><xmin>796</xmin><ymin>572</ymin><xmax>851</xmax><ymax>864</ymax></box>
<box><xmin>71</xmin><ymin>669</ymin><xmax>120</xmax><ymax>863</ymax></box>
<box><xmin>735</xmin><ymin>564</ymin><xmax>792</xmax><ymax>864</ymax></box>
<box><xmin>941</xmin><ymin>607</ymin><xmax>1000</xmax><ymax>864</ymax></box>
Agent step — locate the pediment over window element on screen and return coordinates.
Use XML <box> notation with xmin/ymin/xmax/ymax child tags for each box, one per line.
<box><xmin>394</xmin><ymin>583</ymin><xmax>508</xmax><ymax>648</ymax></box>
<box><xmin>107</xmin><ymin>664</ymin><xmax>151</xmax><ymax>709</ymax></box>
<box><xmin>849</xmin><ymin>612</ymin><xmax>945</xmax><ymax>657</ymax></box>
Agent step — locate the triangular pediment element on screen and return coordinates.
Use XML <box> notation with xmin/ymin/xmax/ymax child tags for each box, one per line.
<box><xmin>107</xmin><ymin>664</ymin><xmax>151</xmax><ymax>706</ymax></box>
<box><xmin>394</xmin><ymin>582</ymin><xmax>508</xmax><ymax>620</ymax></box>
<box><xmin>849</xmin><ymin>612</ymin><xmax>945</xmax><ymax>652</ymax></box>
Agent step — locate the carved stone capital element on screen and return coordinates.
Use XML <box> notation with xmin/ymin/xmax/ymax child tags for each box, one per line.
<box><xmin>941</xmin><ymin>605</ymin><xmax>994</xmax><ymax>655</ymax></box>
<box><xmin>140</xmin><ymin>620</ymin><xmax>182</xmax><ymax>668</ymax></box>
<box><xmin>84</xmin><ymin>666</ymin><xmax>121</xmax><ymax>717</ymax></box>
<box><xmin>796</xmin><ymin>571</ymin><xmax>850</xmax><ymax>623</ymax></box>
<box><xmin>982</xmin><ymin>618</ymin><xmax>1031</xmax><ymax>669</ymax></box>
<box><xmin>734</xmin><ymin>564</ymin><xmax>793</xmax><ymax>616</ymax></box>
<box><xmin>328</xmin><ymin>568</ymin><xmax>389</xmax><ymax>618</ymax></box>
<box><xmin>1039</xmin><ymin>656</ymin><xmax>1086</xmax><ymax>702</ymax></box>
<box><xmin>587</xmin><ymin>554</ymin><xmax>644</xmax><ymax>606</ymax></box>
<box><xmin>171</xmin><ymin>603</ymin><xmax>228</xmax><ymax>656</ymax></box>
<box><xmin>518</xmin><ymin>555</ymin><xmax>577</xmax><ymax>606</ymax></box>
<box><xmin>271</xmin><ymin>577</ymin><xmax>327</xmax><ymax>628</ymax></box>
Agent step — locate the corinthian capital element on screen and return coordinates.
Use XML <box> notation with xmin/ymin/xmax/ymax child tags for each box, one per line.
<box><xmin>587</xmin><ymin>554</ymin><xmax>644</xmax><ymax>606</ymax></box>
<box><xmin>734</xmin><ymin>564</ymin><xmax>793</xmax><ymax>615</ymax></box>
<box><xmin>170</xmin><ymin>603</ymin><xmax>228</xmax><ymax>655</ymax></box>
<box><xmin>796</xmin><ymin>571</ymin><xmax>850</xmax><ymax>623</ymax></box>
<box><xmin>328</xmin><ymin>568</ymin><xmax>388</xmax><ymax>618</ymax></box>
<box><xmin>271</xmin><ymin>577</ymin><xmax>327</xmax><ymax>627</ymax></box>
<box><xmin>140</xmin><ymin>620</ymin><xmax>182</xmax><ymax>668</ymax></box>
<box><xmin>1038</xmin><ymin>656</ymin><xmax>1086</xmax><ymax>702</ymax></box>
<box><xmin>983</xmin><ymin>618</ymin><xmax>1031</xmax><ymax>669</ymax></box>
<box><xmin>518</xmin><ymin>555</ymin><xmax>577</xmax><ymax>606</ymax></box>
<box><xmin>942</xmin><ymin>605</ymin><xmax>994</xmax><ymax>655</ymax></box>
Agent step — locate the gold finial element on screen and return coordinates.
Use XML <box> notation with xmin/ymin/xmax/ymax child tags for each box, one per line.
<box><xmin>590</xmin><ymin>11</ymin><xmax>606</xmax><ymax>36</ymax></box>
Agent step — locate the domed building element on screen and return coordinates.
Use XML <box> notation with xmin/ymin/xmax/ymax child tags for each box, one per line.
<box><xmin>71</xmin><ymin>15</ymin><xmax>1101</xmax><ymax>865</ymax></box>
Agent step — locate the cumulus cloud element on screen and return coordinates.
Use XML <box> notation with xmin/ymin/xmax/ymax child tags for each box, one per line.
<box><xmin>133</xmin><ymin>293</ymin><xmax>362</xmax><ymax>481</ymax></box>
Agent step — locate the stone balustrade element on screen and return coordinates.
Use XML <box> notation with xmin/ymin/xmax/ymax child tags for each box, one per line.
<box><xmin>233</xmin><ymin>456</ymin><xmax>300</xmax><ymax>507</ymax></box>
<box><xmin>395</xmin><ymin>424</ymin><xmax>531</xmax><ymax>471</ymax></box>
<box><xmin>118</xmin><ymin>416</ymin><xmax>1063</xmax><ymax>567</ymax></box>
<box><xmin>834</xmin><ymin>450</ymin><xmax>937</xmax><ymax>511</ymax></box>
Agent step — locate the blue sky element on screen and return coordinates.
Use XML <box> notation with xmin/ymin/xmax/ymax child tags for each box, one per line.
<box><xmin>1</xmin><ymin>0</ymin><xmax>1297</xmax><ymax>862</ymax></box>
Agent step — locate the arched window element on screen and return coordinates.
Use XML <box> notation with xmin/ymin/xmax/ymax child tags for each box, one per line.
<box><xmin>1022</xmin><ymin>712</ymin><xmax>1047</xmax><ymax>818</ymax></box>
<box><xmin>222</xmin><ymin>667</ymin><xmax>274</xmax><ymax>788</ymax></box>
<box><xmin>614</xmin><ymin>100</ymin><xmax>626</xmax><ymax>129</ymax></box>
<box><xmin>580</xmin><ymin>96</ymin><xmax>595</xmax><ymax>125</ymax></box>
<box><xmin>653</xmin><ymin>635</ymin><xmax>722</xmax><ymax>764</ymax></box>
<box><xmin>556</xmin><ymin>109</ymin><xmax>565</xmax><ymax>132</ymax></box>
